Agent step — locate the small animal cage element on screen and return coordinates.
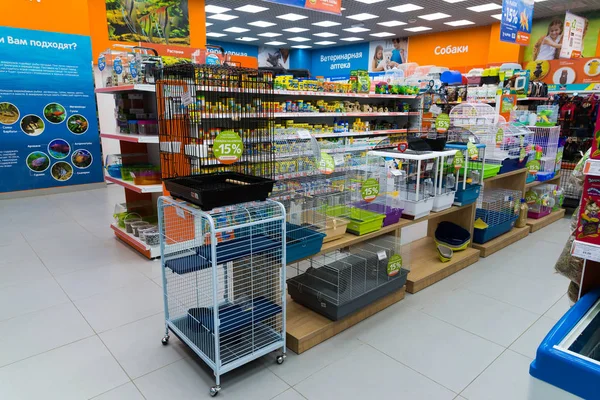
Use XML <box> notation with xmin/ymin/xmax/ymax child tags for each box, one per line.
<box><xmin>478</xmin><ymin>122</ymin><xmax>533</xmax><ymax>175</ymax></box>
<box><xmin>156</xmin><ymin>64</ymin><xmax>276</xmax><ymax>210</ymax></box>
<box><xmin>528</xmin><ymin>126</ymin><xmax>561</xmax><ymax>182</ymax></box>
<box><xmin>432</xmin><ymin>149</ymin><xmax>459</xmax><ymax>212</ymax></box>
<box><xmin>368</xmin><ymin>149</ymin><xmax>441</xmax><ymax>219</ymax></box>
<box><xmin>445</xmin><ymin>127</ymin><xmax>486</xmax><ymax>206</ymax></box>
<box><xmin>158</xmin><ymin>197</ymin><xmax>287</xmax><ymax>396</ymax></box>
<box><xmin>525</xmin><ymin>184</ymin><xmax>556</xmax><ymax>219</ymax></box>
<box><xmin>473</xmin><ymin>188</ymin><xmax>521</xmax><ymax>244</ymax></box>
<box><xmin>287</xmin><ymin>234</ymin><xmax>408</xmax><ymax>320</ymax></box>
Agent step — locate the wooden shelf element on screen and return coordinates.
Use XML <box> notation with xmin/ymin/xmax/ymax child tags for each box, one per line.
<box><xmin>525</xmin><ymin>172</ymin><xmax>561</xmax><ymax>189</ymax></box>
<box><xmin>527</xmin><ymin>208</ymin><xmax>566</xmax><ymax>233</ymax></box>
<box><xmin>111</xmin><ymin>223</ymin><xmax>160</xmax><ymax>259</ymax></box>
<box><xmin>404</xmin><ymin>237</ymin><xmax>480</xmax><ymax>293</ymax></box>
<box><xmin>472</xmin><ymin>226</ymin><xmax>530</xmax><ymax>257</ymax></box>
<box><xmin>286</xmin><ymin>287</ymin><xmax>405</xmax><ymax>354</ymax></box>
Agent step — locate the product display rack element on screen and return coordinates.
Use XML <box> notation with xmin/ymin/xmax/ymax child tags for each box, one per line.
<box><xmin>95</xmin><ymin>84</ymin><xmax>162</xmax><ymax>259</ymax></box>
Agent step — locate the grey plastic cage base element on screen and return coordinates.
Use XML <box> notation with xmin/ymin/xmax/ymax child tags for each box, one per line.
<box><xmin>288</xmin><ymin>268</ymin><xmax>408</xmax><ymax>321</ymax></box>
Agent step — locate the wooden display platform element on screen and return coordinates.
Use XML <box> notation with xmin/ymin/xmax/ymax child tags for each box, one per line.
<box><xmin>483</xmin><ymin>168</ymin><xmax>528</xmax><ymax>193</ymax></box>
<box><xmin>527</xmin><ymin>208</ymin><xmax>566</xmax><ymax>232</ymax></box>
<box><xmin>472</xmin><ymin>226</ymin><xmax>530</xmax><ymax>257</ymax></box>
<box><xmin>286</xmin><ymin>287</ymin><xmax>406</xmax><ymax>354</ymax></box>
<box><xmin>404</xmin><ymin>237</ymin><xmax>480</xmax><ymax>293</ymax></box>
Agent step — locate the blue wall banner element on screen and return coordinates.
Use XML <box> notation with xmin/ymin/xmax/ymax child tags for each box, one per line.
<box><xmin>310</xmin><ymin>43</ymin><xmax>369</xmax><ymax>80</ymax></box>
<box><xmin>207</xmin><ymin>40</ymin><xmax>258</xmax><ymax>58</ymax></box>
<box><xmin>0</xmin><ymin>27</ymin><xmax>104</xmax><ymax>193</ymax></box>
<box><xmin>500</xmin><ymin>0</ymin><xmax>534</xmax><ymax>45</ymax></box>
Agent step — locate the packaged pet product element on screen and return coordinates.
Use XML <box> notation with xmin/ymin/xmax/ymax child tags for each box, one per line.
<box><xmin>576</xmin><ymin>176</ymin><xmax>600</xmax><ymax>243</ymax></box>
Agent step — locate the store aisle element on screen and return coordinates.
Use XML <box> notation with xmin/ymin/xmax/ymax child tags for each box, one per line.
<box><xmin>0</xmin><ymin>185</ymin><xmax>580</xmax><ymax>400</ymax></box>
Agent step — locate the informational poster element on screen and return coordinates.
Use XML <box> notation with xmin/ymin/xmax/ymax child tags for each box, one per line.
<box><xmin>560</xmin><ymin>12</ymin><xmax>587</xmax><ymax>59</ymax></box>
<box><xmin>264</xmin><ymin>0</ymin><xmax>341</xmax><ymax>15</ymax></box>
<box><xmin>0</xmin><ymin>27</ymin><xmax>103</xmax><ymax>193</ymax></box>
<box><xmin>523</xmin><ymin>57</ymin><xmax>600</xmax><ymax>86</ymax></box>
<box><xmin>500</xmin><ymin>0</ymin><xmax>534</xmax><ymax>46</ymax></box>
<box><xmin>310</xmin><ymin>42</ymin><xmax>369</xmax><ymax>80</ymax></box>
<box><xmin>258</xmin><ymin>47</ymin><xmax>290</xmax><ymax>69</ymax></box>
<box><xmin>368</xmin><ymin>38</ymin><xmax>409</xmax><ymax>73</ymax></box>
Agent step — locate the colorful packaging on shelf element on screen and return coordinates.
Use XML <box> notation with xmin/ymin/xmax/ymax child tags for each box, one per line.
<box><xmin>576</xmin><ymin>176</ymin><xmax>600</xmax><ymax>244</ymax></box>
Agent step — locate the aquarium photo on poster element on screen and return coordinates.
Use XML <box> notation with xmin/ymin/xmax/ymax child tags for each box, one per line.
<box><xmin>105</xmin><ymin>0</ymin><xmax>190</xmax><ymax>45</ymax></box>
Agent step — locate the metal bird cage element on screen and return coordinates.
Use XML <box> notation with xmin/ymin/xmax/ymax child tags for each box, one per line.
<box><xmin>156</xmin><ymin>64</ymin><xmax>276</xmax><ymax>210</ymax></box>
<box><xmin>158</xmin><ymin>197</ymin><xmax>287</xmax><ymax>396</ymax></box>
<box><xmin>478</xmin><ymin>122</ymin><xmax>533</xmax><ymax>175</ymax></box>
<box><xmin>432</xmin><ymin>150</ymin><xmax>459</xmax><ymax>212</ymax></box>
<box><xmin>287</xmin><ymin>234</ymin><xmax>408</xmax><ymax>321</ymax></box>
<box><xmin>528</xmin><ymin>126</ymin><xmax>561</xmax><ymax>182</ymax></box>
<box><xmin>473</xmin><ymin>188</ymin><xmax>521</xmax><ymax>244</ymax></box>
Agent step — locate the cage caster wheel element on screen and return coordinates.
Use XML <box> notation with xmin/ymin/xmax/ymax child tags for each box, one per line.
<box><xmin>161</xmin><ymin>335</ymin><xmax>170</xmax><ymax>345</ymax></box>
<box><xmin>276</xmin><ymin>355</ymin><xmax>286</xmax><ymax>365</ymax></box>
<box><xmin>210</xmin><ymin>386</ymin><xmax>221</xmax><ymax>397</ymax></box>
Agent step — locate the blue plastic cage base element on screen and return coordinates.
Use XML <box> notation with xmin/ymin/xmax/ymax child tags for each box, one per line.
<box><xmin>498</xmin><ymin>156</ymin><xmax>529</xmax><ymax>174</ymax></box>
<box><xmin>165</xmin><ymin>235</ymin><xmax>281</xmax><ymax>275</ymax></box>
<box><xmin>454</xmin><ymin>184</ymin><xmax>481</xmax><ymax>206</ymax></box>
<box><xmin>286</xmin><ymin>223</ymin><xmax>326</xmax><ymax>264</ymax></box>
<box><xmin>473</xmin><ymin>210</ymin><xmax>518</xmax><ymax>244</ymax></box>
<box><xmin>536</xmin><ymin>171</ymin><xmax>556</xmax><ymax>182</ymax></box>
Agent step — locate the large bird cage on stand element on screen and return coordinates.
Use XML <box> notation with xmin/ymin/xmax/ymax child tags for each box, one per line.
<box><xmin>158</xmin><ymin>197</ymin><xmax>287</xmax><ymax>397</ymax></box>
<box><xmin>287</xmin><ymin>234</ymin><xmax>409</xmax><ymax>321</ymax></box>
<box><xmin>477</xmin><ymin>121</ymin><xmax>533</xmax><ymax>176</ymax></box>
<box><xmin>527</xmin><ymin>126</ymin><xmax>561</xmax><ymax>182</ymax></box>
<box><xmin>473</xmin><ymin>188</ymin><xmax>520</xmax><ymax>244</ymax></box>
<box><xmin>269</xmin><ymin>132</ymin><xmax>327</xmax><ymax>264</ymax></box>
<box><xmin>157</xmin><ymin>64</ymin><xmax>277</xmax><ymax>210</ymax></box>
<box><xmin>367</xmin><ymin>149</ymin><xmax>440</xmax><ymax>219</ymax></box>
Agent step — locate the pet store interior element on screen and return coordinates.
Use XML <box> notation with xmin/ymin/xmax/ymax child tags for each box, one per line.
<box><xmin>2</xmin><ymin>0</ymin><xmax>600</xmax><ymax>398</ymax></box>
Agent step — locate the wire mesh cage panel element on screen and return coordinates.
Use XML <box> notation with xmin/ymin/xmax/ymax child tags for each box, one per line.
<box><xmin>528</xmin><ymin>126</ymin><xmax>561</xmax><ymax>182</ymax></box>
<box><xmin>473</xmin><ymin>188</ymin><xmax>520</xmax><ymax>244</ymax></box>
<box><xmin>477</xmin><ymin>122</ymin><xmax>533</xmax><ymax>175</ymax></box>
<box><xmin>287</xmin><ymin>234</ymin><xmax>408</xmax><ymax>320</ymax></box>
<box><xmin>525</xmin><ymin>184</ymin><xmax>556</xmax><ymax>219</ymax></box>
<box><xmin>432</xmin><ymin>150</ymin><xmax>458</xmax><ymax>212</ymax></box>
<box><xmin>156</xmin><ymin>64</ymin><xmax>276</xmax><ymax>210</ymax></box>
<box><xmin>158</xmin><ymin>197</ymin><xmax>286</xmax><ymax>394</ymax></box>
<box><xmin>449</xmin><ymin>103</ymin><xmax>498</xmax><ymax>135</ymax></box>
<box><xmin>561</xmin><ymin>161</ymin><xmax>583</xmax><ymax>206</ymax></box>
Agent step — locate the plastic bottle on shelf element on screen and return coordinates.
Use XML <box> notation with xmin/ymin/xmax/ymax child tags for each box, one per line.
<box><xmin>423</xmin><ymin>178</ymin><xmax>434</xmax><ymax>197</ymax></box>
<box><xmin>446</xmin><ymin>173</ymin><xmax>456</xmax><ymax>188</ymax></box>
<box><xmin>516</xmin><ymin>198</ymin><xmax>528</xmax><ymax>228</ymax></box>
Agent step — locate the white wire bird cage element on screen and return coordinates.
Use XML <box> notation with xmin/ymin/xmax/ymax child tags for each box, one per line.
<box><xmin>432</xmin><ymin>149</ymin><xmax>459</xmax><ymax>212</ymax></box>
<box><xmin>473</xmin><ymin>188</ymin><xmax>521</xmax><ymax>244</ymax></box>
<box><xmin>287</xmin><ymin>234</ymin><xmax>408</xmax><ymax>321</ymax></box>
<box><xmin>528</xmin><ymin>126</ymin><xmax>561</xmax><ymax>182</ymax></box>
<box><xmin>477</xmin><ymin>122</ymin><xmax>533</xmax><ymax>176</ymax></box>
<box><xmin>158</xmin><ymin>197</ymin><xmax>287</xmax><ymax>396</ymax></box>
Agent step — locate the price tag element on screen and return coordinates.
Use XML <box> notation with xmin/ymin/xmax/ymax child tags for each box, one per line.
<box><xmin>175</xmin><ymin>207</ymin><xmax>185</xmax><ymax>219</ymax></box>
<box><xmin>571</xmin><ymin>241</ymin><xmax>600</xmax><ymax>262</ymax></box>
<box><xmin>425</xmin><ymin>162</ymin><xmax>433</xmax><ymax>171</ymax></box>
<box><xmin>387</xmin><ymin>254</ymin><xmax>402</xmax><ymax>277</ymax></box>
<box><xmin>435</xmin><ymin>113</ymin><xmax>450</xmax><ymax>134</ymax></box>
<box><xmin>333</xmin><ymin>154</ymin><xmax>345</xmax><ymax>166</ymax></box>
<box><xmin>377</xmin><ymin>250</ymin><xmax>387</xmax><ymax>261</ymax></box>
<box><xmin>297</xmin><ymin>129</ymin><xmax>311</xmax><ymax>140</ymax></box>
<box><xmin>213</xmin><ymin>130</ymin><xmax>243</xmax><ymax>165</ymax></box>
<box><xmin>361</xmin><ymin>178</ymin><xmax>380</xmax><ymax>202</ymax></box>
<box><xmin>584</xmin><ymin>160</ymin><xmax>600</xmax><ymax>176</ymax></box>
<box><xmin>181</xmin><ymin>91</ymin><xmax>194</xmax><ymax>107</ymax></box>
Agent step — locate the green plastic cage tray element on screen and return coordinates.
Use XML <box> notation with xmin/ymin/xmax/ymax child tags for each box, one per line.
<box><xmin>322</xmin><ymin>205</ymin><xmax>385</xmax><ymax>236</ymax></box>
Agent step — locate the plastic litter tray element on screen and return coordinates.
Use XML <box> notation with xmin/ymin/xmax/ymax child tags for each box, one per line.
<box><xmin>322</xmin><ymin>205</ymin><xmax>385</xmax><ymax>236</ymax></box>
<box><xmin>435</xmin><ymin>221</ymin><xmax>471</xmax><ymax>251</ymax></box>
<box><xmin>353</xmin><ymin>201</ymin><xmax>403</xmax><ymax>227</ymax></box>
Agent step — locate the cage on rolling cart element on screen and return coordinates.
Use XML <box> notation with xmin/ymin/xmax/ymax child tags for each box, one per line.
<box><xmin>528</xmin><ymin>126</ymin><xmax>561</xmax><ymax>182</ymax></box>
<box><xmin>157</xmin><ymin>64</ymin><xmax>277</xmax><ymax>210</ymax></box>
<box><xmin>478</xmin><ymin>121</ymin><xmax>533</xmax><ymax>175</ymax></box>
<box><xmin>287</xmin><ymin>234</ymin><xmax>409</xmax><ymax>321</ymax></box>
<box><xmin>525</xmin><ymin>184</ymin><xmax>556</xmax><ymax>219</ymax></box>
<box><xmin>473</xmin><ymin>188</ymin><xmax>521</xmax><ymax>244</ymax></box>
<box><xmin>432</xmin><ymin>149</ymin><xmax>459</xmax><ymax>212</ymax></box>
<box><xmin>368</xmin><ymin>149</ymin><xmax>440</xmax><ymax>219</ymax></box>
<box><xmin>158</xmin><ymin>197</ymin><xmax>287</xmax><ymax>396</ymax></box>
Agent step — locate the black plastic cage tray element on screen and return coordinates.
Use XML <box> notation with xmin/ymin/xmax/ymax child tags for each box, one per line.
<box><xmin>164</xmin><ymin>172</ymin><xmax>275</xmax><ymax>210</ymax></box>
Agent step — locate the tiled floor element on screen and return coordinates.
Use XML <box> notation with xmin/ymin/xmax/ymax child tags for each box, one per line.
<box><xmin>0</xmin><ymin>185</ymin><xmax>582</xmax><ymax>399</ymax></box>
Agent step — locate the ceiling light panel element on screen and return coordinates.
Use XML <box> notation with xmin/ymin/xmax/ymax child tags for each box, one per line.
<box><xmin>206</xmin><ymin>32</ymin><xmax>227</xmax><ymax>37</ymax></box>
<box><xmin>419</xmin><ymin>12</ymin><xmax>451</xmax><ymax>20</ymax></box>
<box><xmin>205</xmin><ymin>5</ymin><xmax>230</xmax><ymax>13</ymax></box>
<box><xmin>235</xmin><ymin>5</ymin><xmax>269</xmax><ymax>13</ymax></box>
<box><xmin>340</xmin><ymin>37</ymin><xmax>363</xmax><ymax>41</ymax></box>
<box><xmin>224</xmin><ymin>27</ymin><xmax>249</xmax><ymax>33</ymax></box>
<box><xmin>207</xmin><ymin>14</ymin><xmax>238</xmax><ymax>21</ymax></box>
<box><xmin>404</xmin><ymin>26</ymin><xmax>432</xmax><ymax>32</ymax></box>
<box><xmin>491</xmin><ymin>14</ymin><xmax>502</xmax><ymax>20</ymax></box>
<box><xmin>292</xmin><ymin>45</ymin><xmax>312</xmax><ymax>49</ymax></box>
<box><xmin>265</xmin><ymin>41</ymin><xmax>286</xmax><ymax>45</ymax></box>
<box><xmin>344</xmin><ymin>26</ymin><xmax>370</xmax><ymax>33</ymax></box>
<box><xmin>288</xmin><ymin>37</ymin><xmax>311</xmax><ymax>42</ymax></box>
<box><xmin>206</xmin><ymin>22</ymin><xmax>213</xmax><ymax>27</ymax></box>
<box><xmin>443</xmin><ymin>0</ymin><xmax>467</xmax><ymax>2</ymax></box>
<box><xmin>315</xmin><ymin>41</ymin><xmax>337</xmax><ymax>45</ymax></box>
<box><xmin>370</xmin><ymin>32</ymin><xmax>395</xmax><ymax>37</ymax></box>
<box><xmin>313</xmin><ymin>32</ymin><xmax>338</xmax><ymax>37</ymax></box>
<box><xmin>444</xmin><ymin>19</ymin><xmax>475</xmax><ymax>26</ymax></box>
<box><xmin>283</xmin><ymin>27</ymin><xmax>309</xmax><ymax>32</ymax></box>
<box><xmin>257</xmin><ymin>32</ymin><xmax>282</xmax><ymax>37</ymax></box>
<box><xmin>248</xmin><ymin>20</ymin><xmax>276</xmax><ymax>28</ymax></box>
<box><xmin>467</xmin><ymin>3</ymin><xmax>502</xmax><ymax>12</ymax></box>
<box><xmin>312</xmin><ymin>21</ymin><xmax>341</xmax><ymax>27</ymax></box>
<box><xmin>277</xmin><ymin>13</ymin><xmax>308</xmax><ymax>21</ymax></box>
<box><xmin>236</xmin><ymin>37</ymin><xmax>259</xmax><ymax>42</ymax></box>
<box><xmin>388</xmin><ymin>4</ymin><xmax>423</xmax><ymax>13</ymax></box>
<box><xmin>347</xmin><ymin>13</ymin><xmax>379</xmax><ymax>21</ymax></box>
<box><xmin>378</xmin><ymin>20</ymin><xmax>406</xmax><ymax>27</ymax></box>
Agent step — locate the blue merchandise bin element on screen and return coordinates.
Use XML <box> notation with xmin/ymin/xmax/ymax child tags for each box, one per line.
<box><xmin>285</xmin><ymin>223</ymin><xmax>326</xmax><ymax>264</ymax></box>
